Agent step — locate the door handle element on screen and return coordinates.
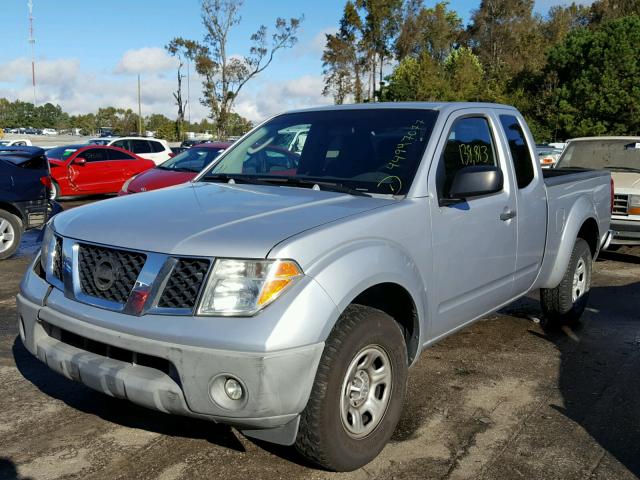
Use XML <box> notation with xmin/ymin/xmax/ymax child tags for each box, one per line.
<box><xmin>500</xmin><ymin>208</ymin><xmax>517</xmax><ymax>221</ymax></box>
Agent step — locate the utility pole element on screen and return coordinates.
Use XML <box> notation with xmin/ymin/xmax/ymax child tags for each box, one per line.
<box><xmin>137</xmin><ymin>74</ymin><xmax>142</xmax><ymax>135</ymax></box>
<box><xmin>27</xmin><ymin>0</ymin><xmax>37</xmax><ymax>107</ymax></box>
<box><xmin>186</xmin><ymin>58</ymin><xmax>191</xmax><ymax>126</ymax></box>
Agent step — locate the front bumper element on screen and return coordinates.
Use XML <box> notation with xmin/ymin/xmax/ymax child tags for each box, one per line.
<box><xmin>610</xmin><ymin>219</ymin><xmax>640</xmax><ymax>245</ymax></box>
<box><xmin>17</xmin><ymin>258</ymin><xmax>330</xmax><ymax>444</ymax></box>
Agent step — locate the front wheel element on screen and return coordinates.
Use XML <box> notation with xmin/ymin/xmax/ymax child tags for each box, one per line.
<box><xmin>540</xmin><ymin>238</ymin><xmax>592</xmax><ymax>327</ymax></box>
<box><xmin>294</xmin><ymin>305</ymin><xmax>408</xmax><ymax>471</ymax></box>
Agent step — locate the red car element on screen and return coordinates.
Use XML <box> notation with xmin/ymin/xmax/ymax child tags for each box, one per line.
<box><xmin>120</xmin><ymin>142</ymin><xmax>231</xmax><ymax>195</ymax></box>
<box><xmin>46</xmin><ymin>145</ymin><xmax>155</xmax><ymax>199</ymax></box>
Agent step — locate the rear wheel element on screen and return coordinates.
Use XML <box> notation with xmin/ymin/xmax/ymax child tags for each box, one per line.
<box><xmin>540</xmin><ymin>238</ymin><xmax>592</xmax><ymax>327</ymax></box>
<box><xmin>294</xmin><ymin>305</ymin><xmax>408</xmax><ymax>471</ymax></box>
<box><xmin>0</xmin><ymin>211</ymin><xmax>22</xmax><ymax>260</ymax></box>
<box><xmin>49</xmin><ymin>180</ymin><xmax>59</xmax><ymax>200</ymax></box>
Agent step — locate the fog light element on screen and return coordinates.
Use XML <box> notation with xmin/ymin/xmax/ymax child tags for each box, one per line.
<box><xmin>224</xmin><ymin>377</ymin><xmax>243</xmax><ymax>400</ymax></box>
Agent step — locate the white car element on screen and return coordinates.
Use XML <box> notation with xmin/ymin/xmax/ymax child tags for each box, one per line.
<box><xmin>107</xmin><ymin>137</ymin><xmax>173</xmax><ymax>164</ymax></box>
<box><xmin>42</xmin><ymin>128</ymin><xmax>58</xmax><ymax>136</ymax></box>
<box><xmin>0</xmin><ymin>139</ymin><xmax>33</xmax><ymax>147</ymax></box>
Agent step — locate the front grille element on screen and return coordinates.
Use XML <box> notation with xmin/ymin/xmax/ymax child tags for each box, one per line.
<box><xmin>613</xmin><ymin>194</ymin><xmax>629</xmax><ymax>215</ymax></box>
<box><xmin>43</xmin><ymin>321</ymin><xmax>176</xmax><ymax>379</ymax></box>
<box><xmin>158</xmin><ymin>259</ymin><xmax>210</xmax><ymax>309</ymax></box>
<box><xmin>78</xmin><ymin>244</ymin><xmax>146</xmax><ymax>304</ymax></box>
<box><xmin>52</xmin><ymin>236</ymin><xmax>63</xmax><ymax>280</ymax></box>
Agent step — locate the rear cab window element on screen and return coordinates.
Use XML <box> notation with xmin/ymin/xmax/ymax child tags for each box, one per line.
<box><xmin>499</xmin><ymin>115</ymin><xmax>535</xmax><ymax>188</ymax></box>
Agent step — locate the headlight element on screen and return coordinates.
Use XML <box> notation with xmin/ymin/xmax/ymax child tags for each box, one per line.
<box><xmin>197</xmin><ymin>259</ymin><xmax>303</xmax><ymax>316</ymax></box>
<box><xmin>39</xmin><ymin>220</ymin><xmax>55</xmax><ymax>273</ymax></box>
<box><xmin>630</xmin><ymin>194</ymin><xmax>640</xmax><ymax>215</ymax></box>
<box><xmin>121</xmin><ymin>175</ymin><xmax>137</xmax><ymax>193</ymax></box>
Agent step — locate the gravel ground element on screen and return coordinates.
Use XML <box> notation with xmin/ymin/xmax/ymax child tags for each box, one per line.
<box><xmin>1</xmin><ymin>197</ymin><xmax>639</xmax><ymax>480</ymax></box>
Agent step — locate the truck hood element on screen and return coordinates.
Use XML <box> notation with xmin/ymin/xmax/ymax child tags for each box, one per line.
<box><xmin>54</xmin><ymin>182</ymin><xmax>396</xmax><ymax>258</ymax></box>
<box><xmin>611</xmin><ymin>171</ymin><xmax>640</xmax><ymax>190</ymax></box>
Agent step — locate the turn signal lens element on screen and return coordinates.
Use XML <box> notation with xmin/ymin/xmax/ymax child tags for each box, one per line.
<box><xmin>629</xmin><ymin>195</ymin><xmax>640</xmax><ymax>215</ymax></box>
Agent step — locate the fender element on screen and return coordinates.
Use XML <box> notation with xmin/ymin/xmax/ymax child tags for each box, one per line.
<box><xmin>536</xmin><ymin>195</ymin><xmax>598</xmax><ymax>289</ymax></box>
<box><xmin>301</xmin><ymin>237</ymin><xmax>429</xmax><ymax>357</ymax></box>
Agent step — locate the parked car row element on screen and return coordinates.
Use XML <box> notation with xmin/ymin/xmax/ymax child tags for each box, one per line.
<box><xmin>2</xmin><ymin>127</ymin><xmax>57</xmax><ymax>135</ymax></box>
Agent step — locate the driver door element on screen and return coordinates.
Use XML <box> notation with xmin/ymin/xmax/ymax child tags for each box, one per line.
<box><xmin>68</xmin><ymin>148</ymin><xmax>118</xmax><ymax>193</ymax></box>
<box><xmin>428</xmin><ymin>111</ymin><xmax>518</xmax><ymax>338</ymax></box>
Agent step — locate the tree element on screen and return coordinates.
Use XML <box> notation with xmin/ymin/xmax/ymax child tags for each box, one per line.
<box><xmin>382</xmin><ymin>53</ymin><xmax>448</xmax><ymax>101</ymax></box>
<box><xmin>166</xmin><ymin>41</ymin><xmax>189</xmax><ymax>141</ymax></box>
<box><xmin>226</xmin><ymin>112</ymin><xmax>253</xmax><ymax>136</ymax></box>
<box><xmin>467</xmin><ymin>0</ymin><xmax>544</xmax><ymax>81</ymax></box>
<box><xmin>395</xmin><ymin>1</ymin><xmax>463</xmax><ymax>62</ymax></box>
<box><xmin>169</xmin><ymin>0</ymin><xmax>302</xmax><ymax>139</ymax></box>
<box><xmin>544</xmin><ymin>15</ymin><xmax>640</xmax><ymax>137</ymax></box>
<box><xmin>358</xmin><ymin>0</ymin><xmax>403</xmax><ymax>96</ymax></box>
<box><xmin>589</xmin><ymin>0</ymin><xmax>640</xmax><ymax>24</ymax></box>
<box><xmin>444</xmin><ymin>47</ymin><xmax>484</xmax><ymax>100</ymax></box>
<box><xmin>322</xmin><ymin>1</ymin><xmax>364</xmax><ymax>103</ymax></box>
<box><xmin>543</xmin><ymin>3</ymin><xmax>590</xmax><ymax>46</ymax></box>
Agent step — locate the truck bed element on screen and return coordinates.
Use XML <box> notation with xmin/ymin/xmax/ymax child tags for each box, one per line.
<box><xmin>535</xmin><ymin>167</ymin><xmax>611</xmax><ymax>289</ymax></box>
<box><xmin>542</xmin><ymin>167</ymin><xmax>608</xmax><ymax>186</ymax></box>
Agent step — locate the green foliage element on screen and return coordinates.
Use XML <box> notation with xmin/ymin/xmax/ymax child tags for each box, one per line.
<box><xmin>328</xmin><ymin>0</ymin><xmax>640</xmax><ymax>141</ymax></box>
<box><xmin>545</xmin><ymin>15</ymin><xmax>640</xmax><ymax>137</ymax></box>
<box><xmin>382</xmin><ymin>47</ymin><xmax>484</xmax><ymax>102</ymax></box>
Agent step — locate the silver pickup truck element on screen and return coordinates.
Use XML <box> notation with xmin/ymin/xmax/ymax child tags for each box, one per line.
<box><xmin>17</xmin><ymin>103</ymin><xmax>611</xmax><ymax>471</ymax></box>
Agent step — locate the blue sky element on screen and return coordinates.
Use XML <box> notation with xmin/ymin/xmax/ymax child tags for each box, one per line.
<box><xmin>0</xmin><ymin>0</ymin><xmax>576</xmax><ymax>123</ymax></box>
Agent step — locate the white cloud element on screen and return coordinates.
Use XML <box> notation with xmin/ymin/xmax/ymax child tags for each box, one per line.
<box><xmin>115</xmin><ymin>47</ymin><xmax>179</xmax><ymax>74</ymax></box>
<box><xmin>0</xmin><ymin>57</ymin><xmax>80</xmax><ymax>86</ymax></box>
<box><xmin>292</xmin><ymin>26</ymin><xmax>336</xmax><ymax>58</ymax></box>
<box><xmin>234</xmin><ymin>74</ymin><xmax>331</xmax><ymax>122</ymax></box>
<box><xmin>0</xmin><ymin>54</ymin><xmax>329</xmax><ymax>124</ymax></box>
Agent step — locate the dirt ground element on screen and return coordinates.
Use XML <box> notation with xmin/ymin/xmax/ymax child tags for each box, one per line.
<box><xmin>1</xmin><ymin>197</ymin><xmax>639</xmax><ymax>480</ymax></box>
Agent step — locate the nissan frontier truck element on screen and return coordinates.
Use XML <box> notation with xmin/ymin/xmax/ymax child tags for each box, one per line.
<box><xmin>17</xmin><ymin>103</ymin><xmax>612</xmax><ymax>471</ymax></box>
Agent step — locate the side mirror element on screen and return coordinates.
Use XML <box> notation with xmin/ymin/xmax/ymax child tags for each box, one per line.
<box><xmin>73</xmin><ymin>157</ymin><xmax>86</xmax><ymax>166</ymax></box>
<box><xmin>444</xmin><ymin>165</ymin><xmax>503</xmax><ymax>205</ymax></box>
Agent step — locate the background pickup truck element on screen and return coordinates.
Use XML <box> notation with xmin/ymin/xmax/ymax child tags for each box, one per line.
<box><xmin>554</xmin><ymin>136</ymin><xmax>640</xmax><ymax>247</ymax></box>
<box><xmin>18</xmin><ymin>102</ymin><xmax>611</xmax><ymax>471</ymax></box>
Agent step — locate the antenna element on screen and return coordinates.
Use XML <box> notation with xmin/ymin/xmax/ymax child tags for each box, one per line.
<box><xmin>27</xmin><ymin>0</ymin><xmax>36</xmax><ymax>107</ymax></box>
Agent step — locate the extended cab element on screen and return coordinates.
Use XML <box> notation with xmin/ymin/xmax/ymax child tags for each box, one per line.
<box><xmin>17</xmin><ymin>103</ymin><xmax>611</xmax><ymax>471</ymax></box>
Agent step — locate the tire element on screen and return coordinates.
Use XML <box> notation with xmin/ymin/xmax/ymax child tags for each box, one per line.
<box><xmin>49</xmin><ymin>180</ymin><xmax>59</xmax><ymax>200</ymax></box>
<box><xmin>540</xmin><ymin>238</ymin><xmax>592</xmax><ymax>327</ymax></box>
<box><xmin>0</xmin><ymin>210</ymin><xmax>23</xmax><ymax>260</ymax></box>
<box><xmin>294</xmin><ymin>304</ymin><xmax>408</xmax><ymax>471</ymax></box>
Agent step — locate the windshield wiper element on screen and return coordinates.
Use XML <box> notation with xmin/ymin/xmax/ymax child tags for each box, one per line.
<box><xmin>604</xmin><ymin>166</ymin><xmax>640</xmax><ymax>173</ymax></box>
<box><xmin>201</xmin><ymin>173</ymin><xmax>276</xmax><ymax>186</ymax></box>
<box><xmin>254</xmin><ymin>177</ymin><xmax>372</xmax><ymax>197</ymax></box>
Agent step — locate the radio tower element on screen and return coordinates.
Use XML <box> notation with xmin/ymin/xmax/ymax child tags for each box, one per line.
<box><xmin>27</xmin><ymin>0</ymin><xmax>37</xmax><ymax>107</ymax></box>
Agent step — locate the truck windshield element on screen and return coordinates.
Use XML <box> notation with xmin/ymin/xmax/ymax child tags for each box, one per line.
<box><xmin>202</xmin><ymin>109</ymin><xmax>439</xmax><ymax>195</ymax></box>
<box><xmin>558</xmin><ymin>139</ymin><xmax>640</xmax><ymax>171</ymax></box>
